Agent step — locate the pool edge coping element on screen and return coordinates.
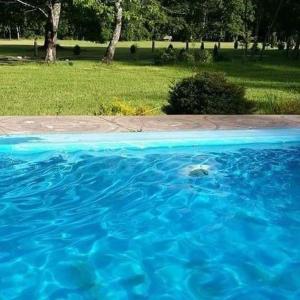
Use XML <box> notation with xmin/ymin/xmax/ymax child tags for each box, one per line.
<box><xmin>0</xmin><ymin>115</ymin><xmax>299</xmax><ymax>135</ymax></box>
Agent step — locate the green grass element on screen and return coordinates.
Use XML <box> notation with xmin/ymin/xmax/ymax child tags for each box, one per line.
<box><xmin>0</xmin><ymin>39</ymin><xmax>299</xmax><ymax>115</ymax></box>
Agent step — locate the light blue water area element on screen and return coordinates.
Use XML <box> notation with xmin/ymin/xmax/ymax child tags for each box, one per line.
<box><xmin>0</xmin><ymin>130</ymin><xmax>300</xmax><ymax>299</ymax></box>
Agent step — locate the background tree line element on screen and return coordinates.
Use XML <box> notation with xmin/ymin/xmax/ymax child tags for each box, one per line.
<box><xmin>0</xmin><ymin>0</ymin><xmax>299</xmax><ymax>62</ymax></box>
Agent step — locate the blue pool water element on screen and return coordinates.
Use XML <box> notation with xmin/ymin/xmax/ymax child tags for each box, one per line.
<box><xmin>0</xmin><ymin>130</ymin><xmax>300</xmax><ymax>299</ymax></box>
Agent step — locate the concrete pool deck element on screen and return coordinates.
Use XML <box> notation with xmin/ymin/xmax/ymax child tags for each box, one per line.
<box><xmin>0</xmin><ymin>115</ymin><xmax>299</xmax><ymax>135</ymax></box>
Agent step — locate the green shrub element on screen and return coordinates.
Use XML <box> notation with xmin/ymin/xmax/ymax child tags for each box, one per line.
<box><xmin>73</xmin><ymin>45</ymin><xmax>81</xmax><ymax>55</ymax></box>
<box><xmin>164</xmin><ymin>72</ymin><xmax>252</xmax><ymax>114</ymax></box>
<box><xmin>99</xmin><ymin>28</ymin><xmax>111</xmax><ymax>44</ymax></box>
<box><xmin>178</xmin><ymin>49</ymin><xmax>195</xmax><ymax>63</ymax></box>
<box><xmin>130</xmin><ymin>44</ymin><xmax>138</xmax><ymax>55</ymax></box>
<box><xmin>195</xmin><ymin>50</ymin><xmax>213</xmax><ymax>64</ymax></box>
<box><xmin>234</xmin><ymin>40</ymin><xmax>239</xmax><ymax>50</ymax></box>
<box><xmin>97</xmin><ymin>99</ymin><xmax>151</xmax><ymax>116</ymax></box>
<box><xmin>154</xmin><ymin>48</ymin><xmax>177</xmax><ymax>65</ymax></box>
<box><xmin>213</xmin><ymin>44</ymin><xmax>219</xmax><ymax>60</ymax></box>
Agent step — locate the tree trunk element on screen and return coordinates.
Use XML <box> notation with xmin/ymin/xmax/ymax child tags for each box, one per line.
<box><xmin>185</xmin><ymin>40</ymin><xmax>189</xmax><ymax>51</ymax></box>
<box><xmin>152</xmin><ymin>39</ymin><xmax>155</xmax><ymax>52</ymax></box>
<box><xmin>45</xmin><ymin>1</ymin><xmax>61</xmax><ymax>63</ymax></box>
<box><xmin>103</xmin><ymin>0</ymin><xmax>123</xmax><ymax>63</ymax></box>
<box><xmin>16</xmin><ymin>25</ymin><xmax>20</xmax><ymax>40</ymax></box>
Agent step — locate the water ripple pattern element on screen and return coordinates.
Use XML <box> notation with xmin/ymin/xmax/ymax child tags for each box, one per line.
<box><xmin>0</xmin><ymin>141</ymin><xmax>300</xmax><ymax>299</ymax></box>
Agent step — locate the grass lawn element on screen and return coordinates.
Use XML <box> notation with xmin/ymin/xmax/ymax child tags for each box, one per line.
<box><xmin>0</xmin><ymin>39</ymin><xmax>299</xmax><ymax>115</ymax></box>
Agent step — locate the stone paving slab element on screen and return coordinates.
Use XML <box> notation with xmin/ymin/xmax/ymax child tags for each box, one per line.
<box><xmin>0</xmin><ymin>115</ymin><xmax>299</xmax><ymax>135</ymax></box>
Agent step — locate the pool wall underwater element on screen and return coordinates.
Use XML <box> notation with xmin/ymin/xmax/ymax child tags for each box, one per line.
<box><xmin>0</xmin><ymin>128</ymin><xmax>300</xmax><ymax>152</ymax></box>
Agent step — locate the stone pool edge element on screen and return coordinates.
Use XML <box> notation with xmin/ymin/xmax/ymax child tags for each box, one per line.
<box><xmin>0</xmin><ymin>115</ymin><xmax>299</xmax><ymax>135</ymax></box>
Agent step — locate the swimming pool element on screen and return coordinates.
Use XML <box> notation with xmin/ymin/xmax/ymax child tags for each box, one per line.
<box><xmin>0</xmin><ymin>129</ymin><xmax>300</xmax><ymax>299</ymax></box>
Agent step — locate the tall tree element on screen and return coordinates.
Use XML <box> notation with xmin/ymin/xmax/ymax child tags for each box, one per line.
<box><xmin>45</xmin><ymin>1</ymin><xmax>61</xmax><ymax>62</ymax></box>
<box><xmin>278</xmin><ymin>0</ymin><xmax>300</xmax><ymax>58</ymax></box>
<box><xmin>103</xmin><ymin>0</ymin><xmax>123</xmax><ymax>63</ymax></box>
<box><xmin>1</xmin><ymin>0</ymin><xmax>62</xmax><ymax>62</ymax></box>
<box><xmin>74</xmin><ymin>0</ymin><xmax>122</xmax><ymax>62</ymax></box>
<box><xmin>260</xmin><ymin>0</ymin><xmax>285</xmax><ymax>58</ymax></box>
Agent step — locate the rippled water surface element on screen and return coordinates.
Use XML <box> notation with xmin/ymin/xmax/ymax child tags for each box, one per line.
<box><xmin>1</xmin><ymin>140</ymin><xmax>300</xmax><ymax>299</ymax></box>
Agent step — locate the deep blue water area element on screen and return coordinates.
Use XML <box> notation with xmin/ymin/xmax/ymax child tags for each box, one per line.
<box><xmin>0</xmin><ymin>133</ymin><xmax>299</xmax><ymax>299</ymax></box>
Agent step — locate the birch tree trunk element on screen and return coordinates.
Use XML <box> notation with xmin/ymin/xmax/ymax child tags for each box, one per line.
<box><xmin>45</xmin><ymin>1</ymin><xmax>61</xmax><ymax>63</ymax></box>
<box><xmin>16</xmin><ymin>25</ymin><xmax>20</xmax><ymax>40</ymax></box>
<box><xmin>103</xmin><ymin>0</ymin><xmax>123</xmax><ymax>63</ymax></box>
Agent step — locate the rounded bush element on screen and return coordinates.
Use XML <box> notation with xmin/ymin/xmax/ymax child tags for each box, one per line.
<box><xmin>195</xmin><ymin>49</ymin><xmax>213</xmax><ymax>64</ymax></box>
<box><xmin>164</xmin><ymin>72</ymin><xmax>252</xmax><ymax>114</ymax></box>
<box><xmin>154</xmin><ymin>48</ymin><xmax>177</xmax><ymax>65</ymax></box>
<box><xmin>130</xmin><ymin>44</ymin><xmax>138</xmax><ymax>55</ymax></box>
<box><xmin>234</xmin><ymin>40</ymin><xmax>239</xmax><ymax>50</ymax></box>
<box><xmin>73</xmin><ymin>45</ymin><xmax>81</xmax><ymax>56</ymax></box>
<box><xmin>213</xmin><ymin>44</ymin><xmax>219</xmax><ymax>60</ymax></box>
<box><xmin>178</xmin><ymin>49</ymin><xmax>195</xmax><ymax>63</ymax></box>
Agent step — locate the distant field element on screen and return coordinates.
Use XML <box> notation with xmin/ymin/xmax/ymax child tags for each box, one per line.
<box><xmin>0</xmin><ymin>39</ymin><xmax>299</xmax><ymax>115</ymax></box>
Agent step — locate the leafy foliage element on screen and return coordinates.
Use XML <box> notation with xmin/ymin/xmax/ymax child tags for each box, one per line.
<box><xmin>164</xmin><ymin>72</ymin><xmax>252</xmax><ymax>114</ymax></box>
<box><xmin>1</xmin><ymin>0</ymin><xmax>299</xmax><ymax>61</ymax></box>
<box><xmin>130</xmin><ymin>44</ymin><xmax>138</xmax><ymax>54</ymax></box>
<box><xmin>234</xmin><ymin>40</ymin><xmax>239</xmax><ymax>49</ymax></box>
<box><xmin>73</xmin><ymin>45</ymin><xmax>81</xmax><ymax>55</ymax></box>
<box><xmin>154</xmin><ymin>47</ymin><xmax>177</xmax><ymax>65</ymax></box>
<box><xmin>178</xmin><ymin>49</ymin><xmax>195</xmax><ymax>63</ymax></box>
<box><xmin>194</xmin><ymin>50</ymin><xmax>213</xmax><ymax>64</ymax></box>
<box><xmin>213</xmin><ymin>44</ymin><xmax>219</xmax><ymax>60</ymax></box>
<box><xmin>97</xmin><ymin>99</ymin><xmax>150</xmax><ymax>116</ymax></box>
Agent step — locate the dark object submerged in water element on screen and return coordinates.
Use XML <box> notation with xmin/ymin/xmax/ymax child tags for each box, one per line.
<box><xmin>189</xmin><ymin>167</ymin><xmax>209</xmax><ymax>177</ymax></box>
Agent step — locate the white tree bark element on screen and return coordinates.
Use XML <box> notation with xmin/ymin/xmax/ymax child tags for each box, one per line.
<box><xmin>16</xmin><ymin>25</ymin><xmax>20</xmax><ymax>40</ymax></box>
<box><xmin>103</xmin><ymin>0</ymin><xmax>123</xmax><ymax>63</ymax></box>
